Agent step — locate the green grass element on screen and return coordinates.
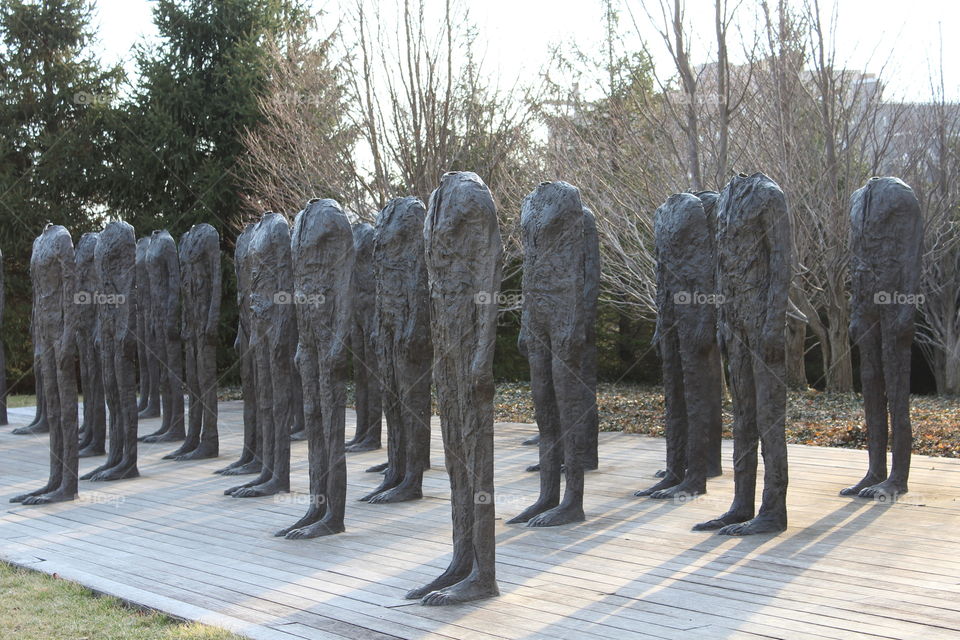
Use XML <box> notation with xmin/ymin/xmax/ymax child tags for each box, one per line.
<box><xmin>0</xmin><ymin>562</ymin><xmax>242</xmax><ymax>640</ymax></box>
<box><xmin>4</xmin><ymin>395</ymin><xmax>38</xmax><ymax>409</ymax></box>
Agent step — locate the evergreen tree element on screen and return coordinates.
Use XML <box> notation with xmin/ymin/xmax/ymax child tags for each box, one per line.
<box><xmin>0</xmin><ymin>0</ymin><xmax>122</xmax><ymax>386</ymax></box>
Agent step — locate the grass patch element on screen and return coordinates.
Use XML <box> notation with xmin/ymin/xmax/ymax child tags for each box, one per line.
<box><xmin>0</xmin><ymin>562</ymin><xmax>242</xmax><ymax>640</ymax></box>
<box><xmin>494</xmin><ymin>382</ymin><xmax>960</xmax><ymax>458</ymax></box>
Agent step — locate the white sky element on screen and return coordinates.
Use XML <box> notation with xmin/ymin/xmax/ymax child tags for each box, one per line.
<box><xmin>92</xmin><ymin>0</ymin><xmax>960</xmax><ymax>102</ymax></box>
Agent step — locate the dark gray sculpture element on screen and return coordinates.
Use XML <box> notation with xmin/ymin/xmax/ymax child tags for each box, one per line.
<box><xmin>12</xmin><ymin>308</ymin><xmax>49</xmax><ymax>435</ymax></box>
<box><xmin>139</xmin><ymin>230</ymin><xmax>184</xmax><ymax>442</ymax></box>
<box><xmin>164</xmin><ymin>224</ymin><xmax>220</xmax><ymax>461</ymax></box>
<box><xmin>215</xmin><ymin>223</ymin><xmax>261</xmax><ymax>476</ymax></box>
<box><xmin>345</xmin><ymin>222</ymin><xmax>383</xmax><ymax>453</ymax></box>
<box><xmin>694</xmin><ymin>172</ymin><xmax>790</xmax><ymax>536</ymax></box>
<box><xmin>81</xmin><ymin>221</ymin><xmax>140</xmax><ymax>482</ymax></box>
<box><xmin>226</xmin><ymin>213</ymin><xmax>292</xmax><ymax>498</ymax></box>
<box><xmin>11</xmin><ymin>225</ymin><xmax>78</xmax><ymax>504</ymax></box>
<box><xmin>136</xmin><ymin>236</ymin><xmax>161</xmax><ymax>419</ymax></box>
<box><xmin>76</xmin><ymin>233</ymin><xmax>106</xmax><ymax>457</ymax></box>
<box><xmin>636</xmin><ymin>192</ymin><xmax>722</xmax><ymax>500</ymax></box>
<box><xmin>0</xmin><ymin>250</ymin><xmax>7</xmax><ymax>426</ymax></box>
<box><xmin>842</xmin><ymin>177</ymin><xmax>922</xmax><ymax>500</ymax></box>
<box><xmin>362</xmin><ymin>197</ymin><xmax>432</xmax><ymax>504</ymax></box>
<box><xmin>581</xmin><ymin>207</ymin><xmax>600</xmax><ymax>471</ymax></box>
<box><xmin>275</xmin><ymin>199</ymin><xmax>353</xmax><ymax>538</ymax></box>
<box><xmin>409</xmin><ymin>171</ymin><xmax>500</xmax><ymax>605</ymax></box>
<box><xmin>508</xmin><ymin>181</ymin><xmax>589</xmax><ymax>527</ymax></box>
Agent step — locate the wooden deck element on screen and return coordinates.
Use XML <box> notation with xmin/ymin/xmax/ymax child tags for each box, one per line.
<box><xmin>2</xmin><ymin>401</ymin><xmax>960</xmax><ymax>640</ymax></box>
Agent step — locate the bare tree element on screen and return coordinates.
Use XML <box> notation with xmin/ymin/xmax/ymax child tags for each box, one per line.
<box><xmin>237</xmin><ymin>16</ymin><xmax>363</xmax><ymax>219</ymax></box>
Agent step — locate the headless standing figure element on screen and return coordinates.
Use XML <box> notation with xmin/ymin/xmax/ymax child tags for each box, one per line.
<box><xmin>226</xmin><ymin>213</ymin><xmax>292</xmax><ymax>498</ymax></box>
<box><xmin>695</xmin><ymin>172</ymin><xmax>790</xmax><ymax>536</ymax></box>
<box><xmin>165</xmin><ymin>224</ymin><xmax>220</xmax><ymax>460</ymax></box>
<box><xmin>636</xmin><ymin>193</ymin><xmax>721</xmax><ymax>500</ymax></box>
<box><xmin>509</xmin><ymin>181</ymin><xmax>589</xmax><ymax>527</ymax></box>
<box><xmin>411</xmin><ymin>171</ymin><xmax>500</xmax><ymax>606</ymax></box>
<box><xmin>842</xmin><ymin>177</ymin><xmax>922</xmax><ymax>500</ymax></box>
<box><xmin>215</xmin><ymin>223</ymin><xmax>261</xmax><ymax>476</ymax></box>
<box><xmin>345</xmin><ymin>222</ymin><xmax>383</xmax><ymax>453</ymax></box>
<box><xmin>362</xmin><ymin>197</ymin><xmax>432</xmax><ymax>504</ymax></box>
<box><xmin>136</xmin><ymin>236</ymin><xmax>161</xmax><ymax>418</ymax></box>
<box><xmin>140</xmin><ymin>230</ymin><xmax>184</xmax><ymax>443</ymax></box>
<box><xmin>76</xmin><ymin>232</ymin><xmax>107</xmax><ymax>457</ymax></box>
<box><xmin>11</xmin><ymin>225</ymin><xmax>78</xmax><ymax>504</ymax></box>
<box><xmin>277</xmin><ymin>199</ymin><xmax>353</xmax><ymax>538</ymax></box>
<box><xmin>81</xmin><ymin>221</ymin><xmax>140</xmax><ymax>482</ymax></box>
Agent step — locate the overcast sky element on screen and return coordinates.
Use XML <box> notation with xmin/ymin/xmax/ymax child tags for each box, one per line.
<box><xmin>91</xmin><ymin>0</ymin><xmax>959</xmax><ymax>102</ymax></box>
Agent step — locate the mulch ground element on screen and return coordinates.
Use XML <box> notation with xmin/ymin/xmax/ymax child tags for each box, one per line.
<box><xmin>493</xmin><ymin>382</ymin><xmax>960</xmax><ymax>458</ymax></box>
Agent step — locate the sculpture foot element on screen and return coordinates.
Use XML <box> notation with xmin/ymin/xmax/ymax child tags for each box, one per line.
<box><xmin>285</xmin><ymin>517</ymin><xmax>344</xmax><ymax>539</ymax></box>
<box><xmin>405</xmin><ymin>565</ymin><xmax>471</xmax><ymax>600</ymax></box>
<box><xmin>649</xmin><ymin>480</ymin><xmax>705</xmax><ymax>502</ymax></box>
<box><xmin>858</xmin><ymin>479</ymin><xmax>907</xmax><ymax>502</ymax></box>
<box><xmin>274</xmin><ymin>508</ymin><xmax>324</xmax><ymax>537</ymax></box>
<box><xmin>506</xmin><ymin>498</ymin><xmax>559</xmax><ymax>525</ymax></box>
<box><xmin>634</xmin><ymin>476</ymin><xmax>681</xmax><ymax>497</ymax></box>
<box><xmin>217</xmin><ymin>461</ymin><xmax>262</xmax><ymax>476</ymax></box>
<box><xmin>359</xmin><ymin>479</ymin><xmax>401</xmax><ymax>502</ymax></box>
<box><xmin>654</xmin><ymin>469</ymin><xmax>667</xmax><ymax>478</ymax></box>
<box><xmin>10</xmin><ymin>486</ymin><xmax>54</xmax><ymax>503</ymax></box>
<box><xmin>12</xmin><ymin>422</ymin><xmax>49</xmax><ymax>435</ymax></box>
<box><xmin>365</xmin><ymin>462</ymin><xmax>388</xmax><ymax>473</ymax></box>
<box><xmin>80</xmin><ymin>464</ymin><xmax>110</xmax><ymax>481</ymax></box>
<box><xmin>22</xmin><ymin>489</ymin><xmax>77</xmax><ymax>505</ymax></box>
<box><xmin>345</xmin><ymin>439</ymin><xmax>381</xmax><ymax>453</ymax></box>
<box><xmin>290</xmin><ymin>429</ymin><xmax>307</xmax><ymax>441</ymax></box>
<box><xmin>171</xmin><ymin>442</ymin><xmax>219</xmax><ymax>461</ymax></box>
<box><xmin>140</xmin><ymin>430</ymin><xmax>185</xmax><ymax>444</ymax></box>
<box><xmin>366</xmin><ymin>482</ymin><xmax>422</xmax><ymax>504</ymax></box>
<box><xmin>527</xmin><ymin>502</ymin><xmax>584</xmax><ymax>528</ymax></box>
<box><xmin>522</xmin><ymin>434</ymin><xmax>540</xmax><ymax>446</ymax></box>
<box><xmin>137</xmin><ymin>408</ymin><xmax>161</xmax><ymax>419</ymax></box>
<box><xmin>693</xmin><ymin>508</ymin><xmax>753</xmax><ymax>531</ymax></box>
<box><xmin>89</xmin><ymin>464</ymin><xmax>140</xmax><ymax>482</ymax></box>
<box><xmin>421</xmin><ymin>575</ymin><xmax>499</xmax><ymax>606</ymax></box>
<box><xmin>231</xmin><ymin>479</ymin><xmax>287</xmax><ymax>498</ymax></box>
<box><xmin>162</xmin><ymin>441</ymin><xmax>199</xmax><ymax>459</ymax></box>
<box><xmin>840</xmin><ymin>473</ymin><xmax>886</xmax><ymax>496</ymax></box>
<box><xmin>525</xmin><ymin>463</ymin><xmax>540</xmax><ymax>472</ymax></box>
<box><xmin>78</xmin><ymin>444</ymin><xmax>106</xmax><ymax>458</ymax></box>
<box><xmin>717</xmin><ymin>511</ymin><xmax>786</xmax><ymax>536</ymax></box>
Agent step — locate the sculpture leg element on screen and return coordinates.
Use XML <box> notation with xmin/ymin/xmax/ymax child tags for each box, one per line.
<box><xmin>136</xmin><ymin>332</ymin><xmax>150</xmax><ymax>413</ymax></box>
<box><xmin>860</xmin><ymin>314</ymin><xmax>912</xmax><ymax>500</ymax></box>
<box><xmin>361</xmin><ymin>338</ymin><xmax>405</xmax><ymax>501</ymax></box>
<box><xmin>216</xmin><ymin>341</ymin><xmax>260</xmax><ymax>475</ymax></box>
<box><xmin>138</xmin><ymin>344</ymin><xmax>161</xmax><ymax>419</ymax></box>
<box><xmin>165</xmin><ymin>337</ymin><xmax>201</xmax><ymax>458</ymax></box>
<box><xmin>842</xmin><ymin>323</ymin><xmax>888</xmax><ymax>496</ymax></box>
<box><xmin>719</xmin><ymin>336</ymin><xmax>787</xmax><ymax>536</ymax></box>
<box><xmin>637</xmin><ymin>332</ymin><xmax>686</xmax><ymax>496</ymax></box>
<box><xmin>508</xmin><ymin>343</ymin><xmax>561</xmax><ymax>523</ymax></box>
<box><xmin>12</xmin><ymin>349</ymin><xmax>62</xmax><ymax>502</ymax></box>
<box><xmin>91</xmin><ymin>339</ymin><xmax>140</xmax><ymax>481</ymax></box>
<box><xmin>290</xmin><ymin>363</ymin><xmax>306</xmax><ymax>441</ymax></box>
<box><xmin>527</xmin><ymin>349</ymin><xmax>586</xmax><ymax>527</ymax></box>
<box><xmin>81</xmin><ymin>341</ymin><xmax>123</xmax><ymax>480</ymax></box>
<box><xmin>694</xmin><ymin>333</ymin><xmax>757</xmax><ymax>531</ymax></box>
<box><xmin>422</xmin><ymin>367</ymin><xmax>498</xmax><ymax>605</ymax></box>
<box><xmin>78</xmin><ymin>340</ymin><xmax>106</xmax><ymax>457</ymax></box>
<box><xmin>287</xmin><ymin>346</ymin><xmax>347</xmax><ymax>538</ymax></box>
<box><xmin>705</xmin><ymin>344</ymin><xmax>723</xmax><ymax>478</ymax></box>
<box><xmin>346</xmin><ymin>326</ymin><xmax>368</xmax><ymax>449</ymax></box>
<box><xmin>227</xmin><ymin>339</ymin><xmax>274</xmax><ymax>494</ymax></box>
<box><xmin>581</xmin><ymin>329</ymin><xmax>599</xmax><ymax>471</ymax></box>
<box><xmin>26</xmin><ymin>344</ymin><xmax>79</xmax><ymax>504</ymax></box>
<box><xmin>367</xmin><ymin>351</ymin><xmax>428</xmax><ymax>503</ymax></box>
<box><xmin>13</xmin><ymin>360</ymin><xmax>48</xmax><ymax>435</ymax></box>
